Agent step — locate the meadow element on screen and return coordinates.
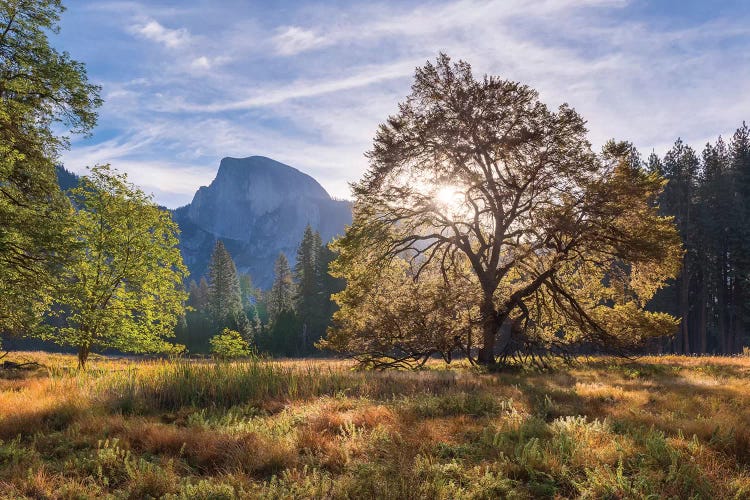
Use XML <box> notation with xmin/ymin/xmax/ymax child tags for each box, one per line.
<box><xmin>1</xmin><ymin>353</ymin><xmax>749</xmax><ymax>499</ymax></box>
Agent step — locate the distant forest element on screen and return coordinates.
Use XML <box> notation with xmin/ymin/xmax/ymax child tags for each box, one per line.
<box><xmin>648</xmin><ymin>123</ymin><xmax>749</xmax><ymax>354</ymax></box>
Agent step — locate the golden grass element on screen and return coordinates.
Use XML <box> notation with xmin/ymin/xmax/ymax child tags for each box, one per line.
<box><xmin>0</xmin><ymin>352</ymin><xmax>749</xmax><ymax>498</ymax></box>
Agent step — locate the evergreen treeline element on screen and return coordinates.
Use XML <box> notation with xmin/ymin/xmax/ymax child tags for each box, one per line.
<box><xmin>179</xmin><ymin>225</ymin><xmax>343</xmax><ymax>356</ymax></box>
<box><xmin>649</xmin><ymin>123</ymin><xmax>750</xmax><ymax>354</ymax></box>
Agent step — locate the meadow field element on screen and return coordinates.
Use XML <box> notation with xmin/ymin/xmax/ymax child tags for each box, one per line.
<box><xmin>1</xmin><ymin>353</ymin><xmax>749</xmax><ymax>499</ymax></box>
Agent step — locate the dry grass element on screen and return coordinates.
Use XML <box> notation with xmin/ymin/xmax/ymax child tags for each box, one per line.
<box><xmin>1</xmin><ymin>352</ymin><xmax>749</xmax><ymax>498</ymax></box>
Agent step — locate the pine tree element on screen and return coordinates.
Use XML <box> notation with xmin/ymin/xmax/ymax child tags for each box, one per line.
<box><xmin>207</xmin><ymin>241</ymin><xmax>250</xmax><ymax>339</ymax></box>
<box><xmin>239</xmin><ymin>273</ymin><xmax>261</xmax><ymax>333</ymax></box>
<box><xmin>197</xmin><ymin>277</ymin><xmax>210</xmax><ymax>312</ymax></box>
<box><xmin>180</xmin><ymin>276</ymin><xmax>214</xmax><ymax>353</ymax></box>
<box><xmin>294</xmin><ymin>225</ymin><xmax>323</xmax><ymax>352</ymax></box>
<box><xmin>268</xmin><ymin>253</ymin><xmax>294</xmax><ymax>321</ymax></box>
<box><xmin>661</xmin><ymin>139</ymin><xmax>700</xmax><ymax>353</ymax></box>
<box><xmin>729</xmin><ymin>123</ymin><xmax>750</xmax><ymax>352</ymax></box>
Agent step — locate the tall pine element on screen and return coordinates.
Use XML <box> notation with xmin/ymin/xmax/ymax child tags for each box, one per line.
<box><xmin>294</xmin><ymin>225</ymin><xmax>325</xmax><ymax>353</ymax></box>
<box><xmin>207</xmin><ymin>241</ymin><xmax>251</xmax><ymax>339</ymax></box>
<box><xmin>268</xmin><ymin>253</ymin><xmax>294</xmax><ymax>321</ymax></box>
<box><xmin>660</xmin><ymin>139</ymin><xmax>700</xmax><ymax>353</ymax></box>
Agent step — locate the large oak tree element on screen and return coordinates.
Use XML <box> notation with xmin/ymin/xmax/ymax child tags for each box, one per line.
<box><xmin>327</xmin><ymin>54</ymin><xmax>682</xmax><ymax>366</ymax></box>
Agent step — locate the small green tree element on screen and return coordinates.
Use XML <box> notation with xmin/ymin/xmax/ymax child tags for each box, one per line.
<box><xmin>209</xmin><ymin>328</ymin><xmax>252</xmax><ymax>359</ymax></box>
<box><xmin>45</xmin><ymin>165</ymin><xmax>188</xmax><ymax>368</ymax></box>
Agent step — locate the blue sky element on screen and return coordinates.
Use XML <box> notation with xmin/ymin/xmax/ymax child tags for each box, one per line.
<box><xmin>55</xmin><ymin>0</ymin><xmax>750</xmax><ymax>208</ymax></box>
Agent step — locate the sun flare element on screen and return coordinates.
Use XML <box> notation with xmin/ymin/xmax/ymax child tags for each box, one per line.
<box><xmin>434</xmin><ymin>185</ymin><xmax>467</xmax><ymax>216</ymax></box>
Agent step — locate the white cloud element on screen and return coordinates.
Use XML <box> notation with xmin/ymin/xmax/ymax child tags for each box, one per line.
<box><xmin>191</xmin><ymin>56</ymin><xmax>211</xmax><ymax>70</ymax></box>
<box><xmin>273</xmin><ymin>26</ymin><xmax>329</xmax><ymax>55</ymax></box>
<box><xmin>187</xmin><ymin>55</ymin><xmax>231</xmax><ymax>74</ymax></box>
<box><xmin>129</xmin><ymin>18</ymin><xmax>191</xmax><ymax>48</ymax></box>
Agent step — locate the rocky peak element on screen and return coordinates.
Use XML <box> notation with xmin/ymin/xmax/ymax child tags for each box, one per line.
<box><xmin>175</xmin><ymin>156</ymin><xmax>351</xmax><ymax>288</ymax></box>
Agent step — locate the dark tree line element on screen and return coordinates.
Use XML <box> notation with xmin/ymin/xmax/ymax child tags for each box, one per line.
<box><xmin>259</xmin><ymin>225</ymin><xmax>343</xmax><ymax>356</ymax></box>
<box><xmin>178</xmin><ymin>226</ymin><xmax>343</xmax><ymax>356</ymax></box>
<box><xmin>650</xmin><ymin>123</ymin><xmax>750</xmax><ymax>354</ymax></box>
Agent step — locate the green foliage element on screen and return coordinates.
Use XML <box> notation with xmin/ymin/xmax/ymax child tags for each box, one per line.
<box><xmin>261</xmin><ymin>309</ymin><xmax>302</xmax><ymax>357</ymax></box>
<box><xmin>180</xmin><ymin>245</ymin><xmax>257</xmax><ymax>353</ymax></box>
<box><xmin>323</xmin><ymin>258</ymin><xmax>478</xmax><ymax>368</ymax></box>
<box><xmin>0</xmin><ymin>0</ymin><xmax>101</xmax><ymax>334</ymax></box>
<box><xmin>42</xmin><ymin>165</ymin><xmax>187</xmax><ymax>366</ymax></box>
<box><xmin>210</xmin><ymin>328</ymin><xmax>252</xmax><ymax>359</ymax></box>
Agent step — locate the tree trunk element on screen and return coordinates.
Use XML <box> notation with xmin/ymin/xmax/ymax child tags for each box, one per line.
<box><xmin>732</xmin><ymin>285</ymin><xmax>742</xmax><ymax>354</ymax></box>
<box><xmin>77</xmin><ymin>344</ymin><xmax>90</xmax><ymax>370</ymax></box>
<box><xmin>477</xmin><ymin>300</ymin><xmax>499</xmax><ymax>365</ymax></box>
<box><xmin>699</xmin><ymin>286</ymin><xmax>707</xmax><ymax>354</ymax></box>
<box><xmin>679</xmin><ymin>269</ymin><xmax>690</xmax><ymax>354</ymax></box>
<box><xmin>719</xmin><ymin>262</ymin><xmax>728</xmax><ymax>354</ymax></box>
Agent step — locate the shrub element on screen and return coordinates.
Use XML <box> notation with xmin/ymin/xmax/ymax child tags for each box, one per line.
<box><xmin>209</xmin><ymin>328</ymin><xmax>252</xmax><ymax>360</ymax></box>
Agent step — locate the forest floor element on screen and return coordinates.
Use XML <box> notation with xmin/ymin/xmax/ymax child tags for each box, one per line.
<box><xmin>0</xmin><ymin>352</ymin><xmax>749</xmax><ymax>499</ymax></box>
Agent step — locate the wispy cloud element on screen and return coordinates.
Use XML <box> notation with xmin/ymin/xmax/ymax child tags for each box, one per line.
<box><xmin>58</xmin><ymin>0</ymin><xmax>750</xmax><ymax>207</ymax></box>
<box><xmin>171</xmin><ymin>59</ymin><xmax>420</xmax><ymax>112</ymax></box>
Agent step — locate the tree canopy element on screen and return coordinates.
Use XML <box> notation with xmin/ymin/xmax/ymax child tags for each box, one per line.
<box><xmin>0</xmin><ymin>0</ymin><xmax>101</xmax><ymax>334</ymax></box>
<box><xmin>325</xmin><ymin>54</ymin><xmax>682</xmax><ymax>367</ymax></box>
<box><xmin>44</xmin><ymin>165</ymin><xmax>187</xmax><ymax>367</ymax></box>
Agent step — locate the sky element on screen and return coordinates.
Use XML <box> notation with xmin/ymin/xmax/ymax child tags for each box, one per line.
<box><xmin>55</xmin><ymin>0</ymin><xmax>750</xmax><ymax>208</ymax></box>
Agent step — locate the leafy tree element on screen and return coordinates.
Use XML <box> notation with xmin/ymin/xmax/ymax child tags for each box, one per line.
<box><xmin>209</xmin><ymin>328</ymin><xmax>252</xmax><ymax>359</ymax></box>
<box><xmin>0</xmin><ymin>0</ymin><xmax>101</xmax><ymax>334</ymax></box>
<box><xmin>268</xmin><ymin>253</ymin><xmax>294</xmax><ymax>321</ymax></box>
<box><xmin>326</xmin><ymin>54</ymin><xmax>682</xmax><ymax>366</ymax></box>
<box><xmin>43</xmin><ymin>165</ymin><xmax>187</xmax><ymax>368</ymax></box>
